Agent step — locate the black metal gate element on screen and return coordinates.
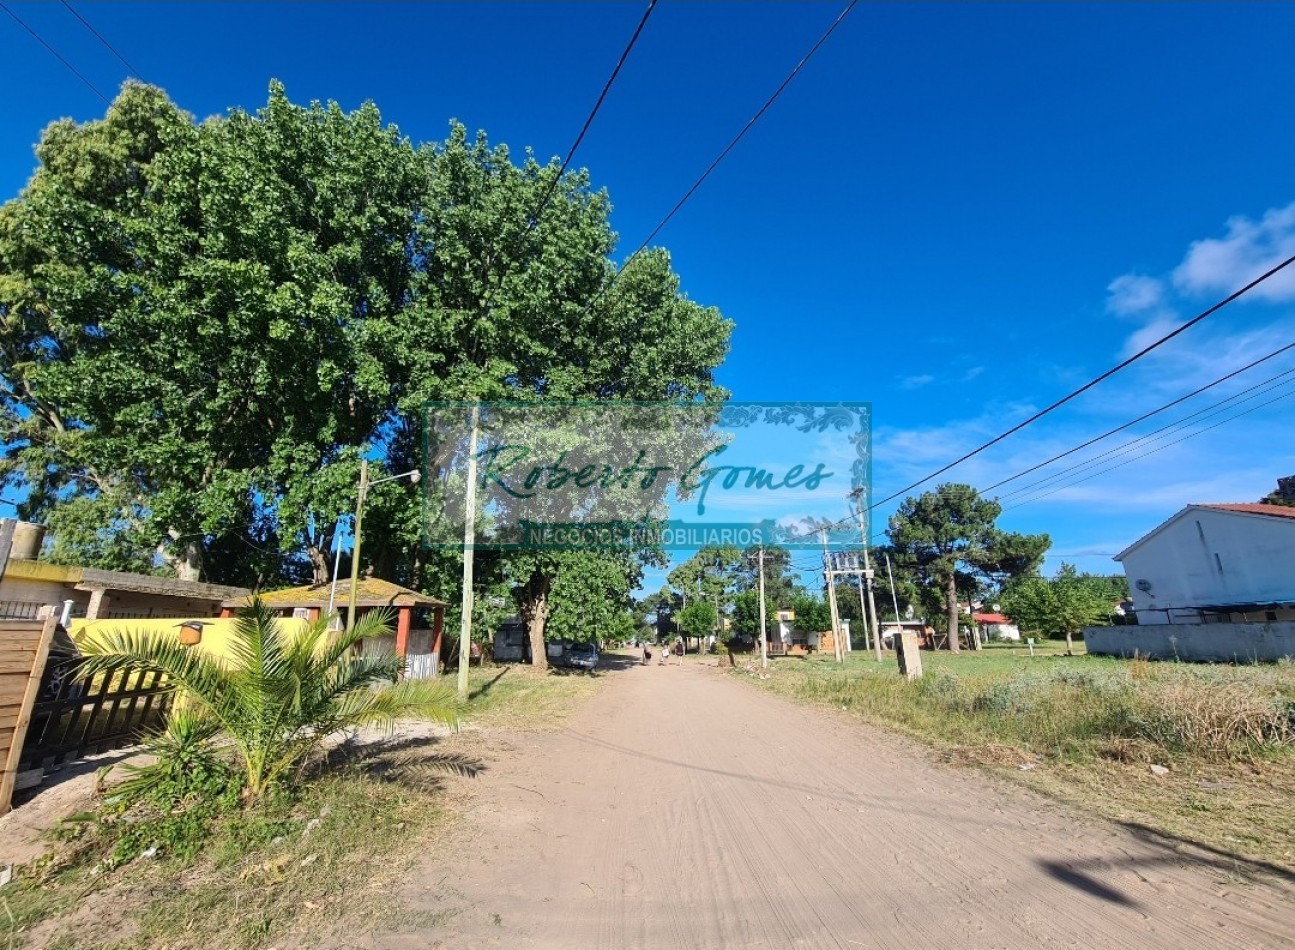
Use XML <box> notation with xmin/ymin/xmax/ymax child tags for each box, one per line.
<box><xmin>19</xmin><ymin>655</ymin><xmax>171</xmax><ymax>771</ymax></box>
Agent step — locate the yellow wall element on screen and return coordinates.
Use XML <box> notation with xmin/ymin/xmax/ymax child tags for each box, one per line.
<box><xmin>2</xmin><ymin>560</ymin><xmax>81</xmax><ymax>583</ymax></box>
<box><xmin>70</xmin><ymin>616</ymin><xmax>310</xmax><ymax>664</ymax></box>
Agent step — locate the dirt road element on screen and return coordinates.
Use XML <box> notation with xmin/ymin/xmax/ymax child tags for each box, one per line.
<box><xmin>378</xmin><ymin>658</ymin><xmax>1295</xmax><ymax>949</ymax></box>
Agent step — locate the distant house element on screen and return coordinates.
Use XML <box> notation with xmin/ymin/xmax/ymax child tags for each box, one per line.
<box><xmin>1114</xmin><ymin>503</ymin><xmax>1295</xmax><ymax>624</ymax></box>
<box><xmin>229</xmin><ymin>578</ymin><xmax>448</xmax><ymax>678</ymax></box>
<box><xmin>879</xmin><ymin>620</ymin><xmax>935</xmax><ymax>649</ymax></box>
<box><xmin>770</xmin><ymin>609</ymin><xmax>849</xmax><ymax>655</ymax></box>
<box><xmin>972</xmin><ymin>612</ymin><xmax>1020</xmax><ymax>642</ymax></box>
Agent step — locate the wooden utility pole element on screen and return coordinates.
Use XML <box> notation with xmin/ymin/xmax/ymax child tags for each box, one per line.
<box><xmin>856</xmin><ymin>576</ymin><xmax>870</xmax><ymax>652</ymax></box>
<box><xmin>820</xmin><ymin>528</ymin><xmax>844</xmax><ymax>663</ymax></box>
<box><xmin>757</xmin><ymin>546</ymin><xmax>768</xmax><ymax>669</ymax></box>
<box><xmin>853</xmin><ymin>501</ymin><xmax>883</xmax><ymax>664</ymax></box>
<box><xmin>885</xmin><ymin>552</ymin><xmax>903</xmax><ymax>647</ymax></box>
<box><xmin>345</xmin><ymin>459</ymin><xmax>369</xmax><ymax>634</ymax></box>
<box><xmin>456</xmin><ymin>405</ymin><xmax>481</xmax><ymax>699</ymax></box>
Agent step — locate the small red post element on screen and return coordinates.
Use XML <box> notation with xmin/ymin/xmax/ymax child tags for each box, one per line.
<box><xmin>395</xmin><ymin>606</ymin><xmax>412</xmax><ymax>659</ymax></box>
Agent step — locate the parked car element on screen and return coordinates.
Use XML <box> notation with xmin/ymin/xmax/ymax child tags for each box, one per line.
<box><xmin>562</xmin><ymin>642</ymin><xmax>599</xmax><ymax>670</ymax></box>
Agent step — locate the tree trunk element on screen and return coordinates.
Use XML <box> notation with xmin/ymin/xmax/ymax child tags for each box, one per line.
<box><xmin>161</xmin><ymin>530</ymin><xmax>204</xmax><ymax>582</ymax></box>
<box><xmin>525</xmin><ymin>596</ymin><xmax>549</xmax><ymax>670</ymax></box>
<box><xmin>946</xmin><ymin>572</ymin><xmax>960</xmax><ymax>653</ymax></box>
<box><xmin>1064</xmin><ymin>629</ymin><xmax>1074</xmax><ymax>656</ymax></box>
<box><xmin>518</xmin><ymin>570</ymin><xmax>552</xmax><ymax>670</ymax></box>
<box><xmin>307</xmin><ymin>544</ymin><xmax>331</xmax><ymax>585</ymax></box>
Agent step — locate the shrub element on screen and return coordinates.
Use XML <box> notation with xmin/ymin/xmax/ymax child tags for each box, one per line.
<box><xmin>77</xmin><ymin>599</ymin><xmax>463</xmax><ymax>802</ymax></box>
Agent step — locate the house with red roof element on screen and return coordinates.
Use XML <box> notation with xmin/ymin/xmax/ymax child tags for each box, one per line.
<box><xmin>971</xmin><ymin>611</ymin><xmax>1020</xmax><ymax>642</ymax></box>
<box><xmin>1114</xmin><ymin>502</ymin><xmax>1295</xmax><ymax>626</ymax></box>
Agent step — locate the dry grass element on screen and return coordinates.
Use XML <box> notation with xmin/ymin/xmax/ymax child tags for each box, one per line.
<box><xmin>6</xmin><ymin>749</ymin><xmax>452</xmax><ymax>950</ymax></box>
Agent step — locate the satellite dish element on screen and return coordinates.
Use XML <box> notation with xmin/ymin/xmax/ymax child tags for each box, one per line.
<box><xmin>1135</xmin><ymin>579</ymin><xmax>1152</xmax><ymax>593</ymax></box>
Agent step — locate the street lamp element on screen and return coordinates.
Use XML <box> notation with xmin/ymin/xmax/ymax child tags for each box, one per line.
<box><xmin>327</xmin><ymin>460</ymin><xmax>421</xmax><ymax>633</ymax></box>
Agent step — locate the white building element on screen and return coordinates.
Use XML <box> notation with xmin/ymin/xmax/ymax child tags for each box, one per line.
<box><xmin>1115</xmin><ymin>503</ymin><xmax>1295</xmax><ymax>624</ymax></box>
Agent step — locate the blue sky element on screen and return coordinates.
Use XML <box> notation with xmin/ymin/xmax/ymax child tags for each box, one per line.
<box><xmin>5</xmin><ymin>1</ymin><xmax>1295</xmax><ymax>588</ymax></box>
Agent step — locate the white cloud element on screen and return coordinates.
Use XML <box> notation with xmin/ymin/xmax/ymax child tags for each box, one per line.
<box><xmin>1106</xmin><ymin>273</ymin><xmax>1166</xmax><ymax>317</ymax></box>
<box><xmin>899</xmin><ymin>374</ymin><xmax>934</xmax><ymax>390</ymax></box>
<box><xmin>1119</xmin><ymin>315</ymin><xmax>1186</xmax><ymax>359</ymax></box>
<box><xmin>1173</xmin><ymin>201</ymin><xmax>1295</xmax><ymax>302</ymax></box>
<box><xmin>962</xmin><ymin>366</ymin><xmax>985</xmax><ymax>382</ymax></box>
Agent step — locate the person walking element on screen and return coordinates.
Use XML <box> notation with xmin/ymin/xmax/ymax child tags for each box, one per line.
<box><xmin>642</xmin><ymin>641</ymin><xmax>651</xmax><ymax>665</ymax></box>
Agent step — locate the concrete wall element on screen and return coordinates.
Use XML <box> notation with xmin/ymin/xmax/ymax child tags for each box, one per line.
<box><xmin>1120</xmin><ymin>507</ymin><xmax>1295</xmax><ymax>616</ymax></box>
<box><xmin>1085</xmin><ymin>621</ymin><xmax>1295</xmax><ymax>663</ymax></box>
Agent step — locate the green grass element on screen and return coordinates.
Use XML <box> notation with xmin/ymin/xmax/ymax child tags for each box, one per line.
<box><xmin>743</xmin><ymin>648</ymin><xmax>1295</xmax><ymax>870</ymax></box>
<box><xmin>460</xmin><ymin>661</ymin><xmax>610</xmax><ymax>731</ymax></box>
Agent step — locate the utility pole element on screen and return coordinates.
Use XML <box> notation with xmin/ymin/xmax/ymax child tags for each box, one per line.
<box><xmin>853</xmin><ymin>500</ymin><xmax>883</xmax><ymax>664</ymax></box>
<box><xmin>345</xmin><ymin>459</ymin><xmax>369</xmax><ymax>633</ymax></box>
<box><xmin>820</xmin><ymin>528</ymin><xmax>843</xmax><ymax>663</ymax></box>
<box><xmin>326</xmin><ymin>520</ymin><xmax>345</xmax><ymax>628</ymax></box>
<box><xmin>885</xmin><ymin>551</ymin><xmax>903</xmax><ymax>648</ymax></box>
<box><xmin>457</xmin><ymin>404</ymin><xmax>481</xmax><ymax>699</ymax></box>
<box><xmin>856</xmin><ymin>572</ymin><xmax>870</xmax><ymax>652</ymax></box>
<box><xmin>757</xmin><ymin>546</ymin><xmax>768</xmax><ymax>669</ymax></box>
<box><xmin>713</xmin><ymin>589</ymin><xmax>721</xmax><ymax>653</ymax></box>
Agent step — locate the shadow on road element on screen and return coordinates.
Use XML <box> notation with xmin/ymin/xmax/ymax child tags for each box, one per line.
<box><xmin>1037</xmin><ymin>860</ymin><xmax>1140</xmax><ymax>907</ymax></box>
<box><xmin>594</xmin><ymin>653</ymin><xmax>647</xmax><ymax>673</ymax></box>
<box><xmin>560</xmin><ymin>727</ymin><xmax>1295</xmax><ymax>894</ymax></box>
<box><xmin>1118</xmin><ymin>821</ymin><xmax>1295</xmax><ymax>886</ymax></box>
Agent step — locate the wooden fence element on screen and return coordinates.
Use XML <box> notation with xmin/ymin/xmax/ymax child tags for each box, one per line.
<box><xmin>1</xmin><ymin>618</ymin><xmax>57</xmax><ymax>814</ymax></box>
<box><xmin>2</xmin><ymin>618</ymin><xmax>173</xmax><ymax>811</ymax></box>
<box><xmin>17</xmin><ymin>656</ymin><xmax>171</xmax><ymax>775</ymax></box>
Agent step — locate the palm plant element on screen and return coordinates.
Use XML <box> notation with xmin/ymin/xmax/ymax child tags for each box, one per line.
<box><xmin>77</xmin><ymin>598</ymin><xmax>462</xmax><ymax>801</ymax></box>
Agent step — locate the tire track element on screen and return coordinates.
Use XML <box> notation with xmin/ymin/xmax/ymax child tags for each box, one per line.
<box><xmin>381</xmin><ymin>660</ymin><xmax>1295</xmax><ymax>949</ymax></box>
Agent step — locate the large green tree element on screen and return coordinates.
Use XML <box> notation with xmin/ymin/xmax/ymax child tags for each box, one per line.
<box><xmin>887</xmin><ymin>484</ymin><xmax>1049</xmax><ymax>653</ymax></box>
<box><xmin>2</xmin><ymin>83</ymin><xmax>732</xmax><ymax>621</ymax></box>
<box><xmin>1001</xmin><ymin>563</ymin><xmax>1114</xmax><ymax>654</ymax></box>
<box><xmin>1</xmin><ymin>82</ymin><xmax>422</xmax><ymax>582</ymax></box>
<box><xmin>507</xmin><ymin>550</ymin><xmax>642</xmax><ymax>664</ymax></box>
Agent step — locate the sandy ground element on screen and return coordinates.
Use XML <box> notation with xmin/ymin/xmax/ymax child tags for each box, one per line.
<box><xmin>356</xmin><ymin>656</ymin><xmax>1295</xmax><ymax>950</ymax></box>
<box><xmin>0</xmin><ymin>747</ymin><xmax>145</xmax><ymax>867</ymax></box>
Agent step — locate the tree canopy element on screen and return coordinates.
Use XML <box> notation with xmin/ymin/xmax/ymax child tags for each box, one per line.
<box><xmin>1001</xmin><ymin>564</ymin><xmax>1115</xmax><ymax>654</ymax></box>
<box><xmin>887</xmin><ymin>484</ymin><xmax>1048</xmax><ymax>652</ymax></box>
<box><xmin>1</xmin><ymin>82</ymin><xmax>733</xmax><ymax>645</ymax></box>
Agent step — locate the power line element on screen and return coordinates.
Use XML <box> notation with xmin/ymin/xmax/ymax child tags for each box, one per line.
<box><xmin>478</xmin><ymin>0</ymin><xmax>658</xmax><ymax>317</ymax></box>
<box><xmin>532</xmin><ymin>0</ymin><xmax>657</xmax><ymax>225</ymax></box>
<box><xmin>782</xmin><ymin>328</ymin><xmax>1295</xmax><ymax>547</ymax></box>
<box><xmin>60</xmin><ymin>1</ymin><xmax>144</xmax><ymax>81</ymax></box>
<box><xmin>870</xmin><ymin>251</ymin><xmax>1295</xmax><ymax>511</ymax></box>
<box><xmin>997</xmin><ymin>364</ymin><xmax>1295</xmax><ymax>504</ymax></box>
<box><xmin>1004</xmin><ymin>385</ymin><xmax>1295</xmax><ymax>511</ymax></box>
<box><xmin>2</xmin><ymin>1</ymin><xmax>110</xmax><ymax>104</ymax></box>
<box><xmin>628</xmin><ymin>1</ymin><xmax>856</xmax><ymax>261</ymax></box>
<box><xmin>590</xmin><ymin>0</ymin><xmax>857</xmax><ymax>311</ymax></box>
<box><xmin>981</xmin><ymin>340</ymin><xmax>1295</xmax><ymax>495</ymax></box>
